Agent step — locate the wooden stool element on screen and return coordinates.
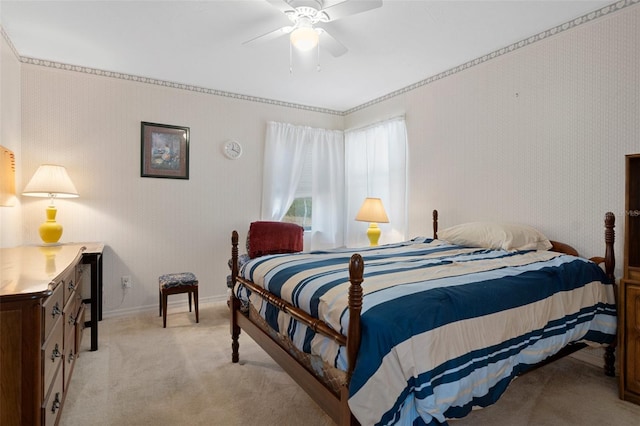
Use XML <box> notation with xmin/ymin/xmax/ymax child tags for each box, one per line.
<box><xmin>158</xmin><ymin>272</ymin><xmax>199</xmax><ymax>328</ymax></box>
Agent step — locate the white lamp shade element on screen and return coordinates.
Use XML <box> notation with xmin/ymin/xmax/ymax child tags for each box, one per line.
<box><xmin>355</xmin><ymin>197</ymin><xmax>389</xmax><ymax>223</ymax></box>
<box><xmin>290</xmin><ymin>26</ymin><xmax>319</xmax><ymax>51</ymax></box>
<box><xmin>22</xmin><ymin>164</ymin><xmax>79</xmax><ymax>198</ymax></box>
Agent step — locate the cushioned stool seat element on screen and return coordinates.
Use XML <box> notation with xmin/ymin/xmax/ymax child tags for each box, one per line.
<box><xmin>159</xmin><ymin>272</ymin><xmax>199</xmax><ymax>328</ymax></box>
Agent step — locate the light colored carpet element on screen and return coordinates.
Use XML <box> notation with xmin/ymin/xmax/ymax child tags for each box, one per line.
<box><xmin>60</xmin><ymin>301</ymin><xmax>640</xmax><ymax>425</ymax></box>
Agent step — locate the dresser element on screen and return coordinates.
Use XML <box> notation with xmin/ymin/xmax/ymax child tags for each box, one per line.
<box><xmin>0</xmin><ymin>244</ymin><xmax>89</xmax><ymax>425</ymax></box>
<box><xmin>620</xmin><ymin>153</ymin><xmax>640</xmax><ymax>405</ymax></box>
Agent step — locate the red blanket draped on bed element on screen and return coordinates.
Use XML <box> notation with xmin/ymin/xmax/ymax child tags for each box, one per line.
<box><xmin>248</xmin><ymin>221</ymin><xmax>304</xmax><ymax>259</ymax></box>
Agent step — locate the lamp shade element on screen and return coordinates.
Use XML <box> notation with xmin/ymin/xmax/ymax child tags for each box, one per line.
<box><xmin>355</xmin><ymin>197</ymin><xmax>389</xmax><ymax>223</ymax></box>
<box><xmin>22</xmin><ymin>164</ymin><xmax>79</xmax><ymax>199</ymax></box>
<box><xmin>290</xmin><ymin>20</ymin><xmax>319</xmax><ymax>52</ymax></box>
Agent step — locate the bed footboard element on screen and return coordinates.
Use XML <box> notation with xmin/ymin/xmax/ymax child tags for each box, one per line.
<box><xmin>229</xmin><ymin>230</ymin><xmax>361</xmax><ymax>425</ymax></box>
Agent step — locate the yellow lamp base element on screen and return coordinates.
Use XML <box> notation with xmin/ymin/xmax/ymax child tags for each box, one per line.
<box><xmin>39</xmin><ymin>205</ymin><xmax>63</xmax><ymax>244</ymax></box>
<box><xmin>366</xmin><ymin>222</ymin><xmax>381</xmax><ymax>247</ymax></box>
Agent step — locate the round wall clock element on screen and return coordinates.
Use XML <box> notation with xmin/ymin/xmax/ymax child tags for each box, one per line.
<box><xmin>223</xmin><ymin>140</ymin><xmax>243</xmax><ymax>160</ymax></box>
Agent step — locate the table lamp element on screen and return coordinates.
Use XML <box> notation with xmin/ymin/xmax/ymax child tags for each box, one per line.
<box><xmin>22</xmin><ymin>164</ymin><xmax>79</xmax><ymax>244</ymax></box>
<box><xmin>355</xmin><ymin>197</ymin><xmax>389</xmax><ymax>247</ymax></box>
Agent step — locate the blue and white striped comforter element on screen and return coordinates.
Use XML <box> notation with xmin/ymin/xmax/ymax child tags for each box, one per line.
<box><xmin>238</xmin><ymin>238</ymin><xmax>617</xmax><ymax>425</ymax></box>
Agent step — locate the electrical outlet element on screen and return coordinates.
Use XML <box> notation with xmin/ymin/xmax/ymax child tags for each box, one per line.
<box><xmin>121</xmin><ymin>275</ymin><xmax>132</xmax><ymax>289</ymax></box>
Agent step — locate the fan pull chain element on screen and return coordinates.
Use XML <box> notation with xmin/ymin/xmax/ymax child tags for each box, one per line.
<box><xmin>289</xmin><ymin>42</ymin><xmax>293</xmax><ymax>74</ymax></box>
<box><xmin>317</xmin><ymin>41</ymin><xmax>321</xmax><ymax>72</ymax></box>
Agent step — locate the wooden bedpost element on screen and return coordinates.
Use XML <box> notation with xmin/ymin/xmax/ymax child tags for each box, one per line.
<box><xmin>603</xmin><ymin>212</ymin><xmax>616</xmax><ymax>377</ymax></box>
<box><xmin>585</xmin><ymin>212</ymin><xmax>617</xmax><ymax>376</ymax></box>
<box><xmin>342</xmin><ymin>254</ymin><xmax>364</xmax><ymax>426</ymax></box>
<box><xmin>433</xmin><ymin>210</ymin><xmax>438</xmax><ymax>239</ymax></box>
<box><xmin>604</xmin><ymin>212</ymin><xmax>615</xmax><ymax>283</ymax></box>
<box><xmin>231</xmin><ymin>230</ymin><xmax>241</xmax><ymax>363</ymax></box>
<box><xmin>347</xmin><ymin>254</ymin><xmax>364</xmax><ymax>382</ymax></box>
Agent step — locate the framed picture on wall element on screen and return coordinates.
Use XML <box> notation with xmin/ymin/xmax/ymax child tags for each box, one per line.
<box><xmin>141</xmin><ymin>121</ymin><xmax>190</xmax><ymax>179</ymax></box>
<box><xmin>0</xmin><ymin>145</ymin><xmax>16</xmax><ymax>206</ymax></box>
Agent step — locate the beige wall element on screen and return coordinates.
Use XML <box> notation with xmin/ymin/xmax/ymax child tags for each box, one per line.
<box><xmin>10</xmin><ymin>2</ymin><xmax>640</xmax><ymax>315</ymax></box>
<box><xmin>346</xmin><ymin>4</ymin><xmax>640</xmax><ymax>273</ymax></box>
<box><xmin>0</xmin><ymin>34</ymin><xmax>22</xmax><ymax>247</ymax></box>
<box><xmin>19</xmin><ymin>65</ymin><xmax>343</xmax><ymax>315</ymax></box>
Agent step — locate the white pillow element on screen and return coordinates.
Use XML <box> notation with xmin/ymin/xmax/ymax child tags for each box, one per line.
<box><xmin>438</xmin><ymin>222</ymin><xmax>552</xmax><ymax>251</ymax></box>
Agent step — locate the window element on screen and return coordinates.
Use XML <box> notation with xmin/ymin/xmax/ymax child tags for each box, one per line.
<box><xmin>262</xmin><ymin>119</ymin><xmax>407</xmax><ymax>249</ymax></box>
<box><xmin>283</xmin><ymin>147</ymin><xmax>312</xmax><ymax>230</ymax></box>
<box><xmin>283</xmin><ymin>197</ymin><xmax>312</xmax><ymax>230</ymax></box>
<box><xmin>261</xmin><ymin>121</ymin><xmax>344</xmax><ymax>250</ymax></box>
<box><xmin>344</xmin><ymin>117</ymin><xmax>408</xmax><ymax>247</ymax></box>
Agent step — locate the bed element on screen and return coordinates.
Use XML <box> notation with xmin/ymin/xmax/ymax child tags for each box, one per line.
<box><xmin>229</xmin><ymin>211</ymin><xmax>617</xmax><ymax>425</ymax></box>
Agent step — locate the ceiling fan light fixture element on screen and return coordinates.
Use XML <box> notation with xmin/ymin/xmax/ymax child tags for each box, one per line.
<box><xmin>290</xmin><ymin>26</ymin><xmax>319</xmax><ymax>51</ymax></box>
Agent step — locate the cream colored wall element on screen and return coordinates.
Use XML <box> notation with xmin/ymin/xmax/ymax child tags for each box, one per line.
<box><xmin>14</xmin><ymin>2</ymin><xmax>640</xmax><ymax>314</ymax></box>
<box><xmin>20</xmin><ymin>65</ymin><xmax>343</xmax><ymax>315</ymax></box>
<box><xmin>345</xmin><ymin>4</ymin><xmax>640</xmax><ymax>275</ymax></box>
<box><xmin>0</xmin><ymin>34</ymin><xmax>22</xmax><ymax>247</ymax></box>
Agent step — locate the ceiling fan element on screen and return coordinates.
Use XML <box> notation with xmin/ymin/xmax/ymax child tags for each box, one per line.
<box><xmin>244</xmin><ymin>0</ymin><xmax>383</xmax><ymax>57</ymax></box>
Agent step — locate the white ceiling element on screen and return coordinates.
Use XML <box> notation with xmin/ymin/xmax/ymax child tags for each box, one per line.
<box><xmin>1</xmin><ymin>0</ymin><xmax>613</xmax><ymax>112</ymax></box>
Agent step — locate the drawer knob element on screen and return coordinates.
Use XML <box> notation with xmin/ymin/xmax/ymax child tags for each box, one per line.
<box><xmin>50</xmin><ymin>344</ymin><xmax>61</xmax><ymax>362</ymax></box>
<box><xmin>67</xmin><ymin>351</ymin><xmax>75</xmax><ymax>363</ymax></box>
<box><xmin>68</xmin><ymin>313</ymin><xmax>76</xmax><ymax>325</ymax></box>
<box><xmin>51</xmin><ymin>302</ymin><xmax>62</xmax><ymax>318</ymax></box>
<box><xmin>68</xmin><ymin>279</ymin><xmax>76</xmax><ymax>292</ymax></box>
<box><xmin>51</xmin><ymin>392</ymin><xmax>61</xmax><ymax>413</ymax></box>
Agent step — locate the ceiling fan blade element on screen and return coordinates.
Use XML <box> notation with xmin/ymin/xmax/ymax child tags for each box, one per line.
<box><xmin>266</xmin><ymin>0</ymin><xmax>296</xmax><ymax>14</ymax></box>
<box><xmin>243</xmin><ymin>26</ymin><xmax>293</xmax><ymax>45</ymax></box>
<box><xmin>321</xmin><ymin>0</ymin><xmax>382</xmax><ymax>21</ymax></box>
<box><xmin>318</xmin><ymin>29</ymin><xmax>348</xmax><ymax>57</ymax></box>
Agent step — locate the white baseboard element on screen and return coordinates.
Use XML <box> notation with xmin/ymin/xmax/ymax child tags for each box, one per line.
<box><xmin>101</xmin><ymin>294</ymin><xmax>227</xmax><ymax>319</ymax></box>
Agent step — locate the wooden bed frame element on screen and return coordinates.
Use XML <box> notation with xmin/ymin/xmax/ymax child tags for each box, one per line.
<box><xmin>230</xmin><ymin>210</ymin><xmax>616</xmax><ymax>425</ymax></box>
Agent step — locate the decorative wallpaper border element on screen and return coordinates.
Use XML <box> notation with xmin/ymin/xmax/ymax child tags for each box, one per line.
<box><xmin>1</xmin><ymin>26</ymin><xmax>20</xmax><ymax>59</ymax></box>
<box><xmin>17</xmin><ymin>56</ymin><xmax>343</xmax><ymax>116</ymax></box>
<box><xmin>344</xmin><ymin>0</ymin><xmax>639</xmax><ymax>114</ymax></box>
<box><xmin>3</xmin><ymin>0</ymin><xmax>638</xmax><ymax>116</ymax></box>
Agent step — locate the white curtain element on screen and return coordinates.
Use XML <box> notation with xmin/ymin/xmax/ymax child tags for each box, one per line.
<box><xmin>345</xmin><ymin>117</ymin><xmax>408</xmax><ymax>247</ymax></box>
<box><xmin>261</xmin><ymin>121</ymin><xmax>345</xmax><ymax>250</ymax></box>
<box><xmin>261</xmin><ymin>122</ymin><xmax>308</xmax><ymax>221</ymax></box>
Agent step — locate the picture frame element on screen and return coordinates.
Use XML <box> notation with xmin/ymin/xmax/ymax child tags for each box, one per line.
<box><xmin>141</xmin><ymin>121</ymin><xmax>190</xmax><ymax>179</ymax></box>
<box><xmin>0</xmin><ymin>145</ymin><xmax>16</xmax><ymax>206</ymax></box>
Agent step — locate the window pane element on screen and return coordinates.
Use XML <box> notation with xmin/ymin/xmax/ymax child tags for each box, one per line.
<box><xmin>283</xmin><ymin>147</ymin><xmax>313</xmax><ymax>230</ymax></box>
<box><xmin>283</xmin><ymin>197</ymin><xmax>312</xmax><ymax>230</ymax></box>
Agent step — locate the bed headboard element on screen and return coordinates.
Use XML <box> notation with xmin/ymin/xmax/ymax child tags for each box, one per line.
<box><xmin>431</xmin><ymin>209</ymin><xmax>615</xmax><ymax>282</ymax></box>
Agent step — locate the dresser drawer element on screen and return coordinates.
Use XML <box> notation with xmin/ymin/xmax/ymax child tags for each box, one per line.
<box><xmin>42</xmin><ymin>363</ymin><xmax>64</xmax><ymax>426</ymax></box>
<box><xmin>42</xmin><ymin>284</ymin><xmax>63</xmax><ymax>340</ymax></box>
<box><xmin>63</xmin><ymin>265</ymin><xmax>81</xmax><ymax>306</ymax></box>
<box><xmin>64</xmin><ymin>327</ymin><xmax>77</xmax><ymax>391</ymax></box>
<box><xmin>64</xmin><ymin>294</ymin><xmax>79</xmax><ymax>344</ymax></box>
<box><xmin>75</xmin><ymin>304</ymin><xmax>86</xmax><ymax>354</ymax></box>
<box><xmin>74</xmin><ymin>272</ymin><xmax>83</xmax><ymax>305</ymax></box>
<box><xmin>42</xmin><ymin>317</ymin><xmax>63</xmax><ymax>396</ymax></box>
